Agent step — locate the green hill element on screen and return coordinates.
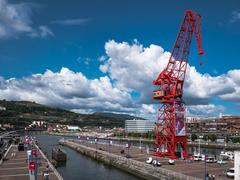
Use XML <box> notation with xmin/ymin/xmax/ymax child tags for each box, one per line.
<box><xmin>0</xmin><ymin>100</ymin><xmax>144</xmax><ymax>128</ymax></box>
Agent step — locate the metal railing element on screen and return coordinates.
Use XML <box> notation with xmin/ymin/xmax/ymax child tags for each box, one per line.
<box><xmin>34</xmin><ymin>143</ymin><xmax>63</xmax><ymax>180</ymax></box>
<box><xmin>0</xmin><ymin>143</ymin><xmax>13</xmax><ymax>165</ymax></box>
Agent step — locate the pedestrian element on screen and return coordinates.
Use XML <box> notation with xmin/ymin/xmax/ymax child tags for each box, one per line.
<box><xmin>206</xmin><ymin>173</ymin><xmax>209</xmax><ymax>180</ymax></box>
<box><xmin>212</xmin><ymin>174</ymin><xmax>215</xmax><ymax>180</ymax></box>
<box><xmin>44</xmin><ymin>165</ymin><xmax>49</xmax><ymax>180</ymax></box>
<box><xmin>13</xmin><ymin>150</ymin><xmax>16</xmax><ymax>157</ymax></box>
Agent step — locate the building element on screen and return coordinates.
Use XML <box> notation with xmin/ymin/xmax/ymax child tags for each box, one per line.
<box><xmin>186</xmin><ymin>116</ymin><xmax>240</xmax><ymax>137</ymax></box>
<box><xmin>26</xmin><ymin>121</ymin><xmax>47</xmax><ymax>131</ymax></box>
<box><xmin>67</xmin><ymin>125</ymin><xmax>81</xmax><ymax>131</ymax></box>
<box><xmin>125</xmin><ymin>119</ymin><xmax>155</xmax><ymax>133</ymax></box>
<box><xmin>32</xmin><ymin>121</ymin><xmax>46</xmax><ymax>126</ymax></box>
<box><xmin>0</xmin><ymin>106</ymin><xmax>6</xmax><ymax>111</ymax></box>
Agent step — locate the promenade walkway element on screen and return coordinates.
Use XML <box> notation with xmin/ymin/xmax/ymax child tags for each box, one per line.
<box><xmin>0</xmin><ymin>144</ymin><xmax>59</xmax><ymax>180</ymax></box>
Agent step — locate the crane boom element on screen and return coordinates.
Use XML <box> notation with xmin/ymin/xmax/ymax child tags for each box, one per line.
<box><xmin>153</xmin><ymin>10</ymin><xmax>204</xmax><ymax>102</ymax></box>
<box><xmin>152</xmin><ymin>10</ymin><xmax>204</xmax><ymax>159</ymax></box>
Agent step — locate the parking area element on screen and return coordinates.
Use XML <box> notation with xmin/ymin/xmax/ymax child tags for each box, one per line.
<box><xmin>74</xmin><ymin>139</ymin><xmax>234</xmax><ymax>180</ymax></box>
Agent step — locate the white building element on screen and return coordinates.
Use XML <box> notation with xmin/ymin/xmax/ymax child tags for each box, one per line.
<box><xmin>67</xmin><ymin>125</ymin><xmax>80</xmax><ymax>131</ymax></box>
<box><xmin>32</xmin><ymin>121</ymin><xmax>46</xmax><ymax>126</ymax></box>
<box><xmin>125</xmin><ymin>119</ymin><xmax>155</xmax><ymax>133</ymax></box>
<box><xmin>0</xmin><ymin>106</ymin><xmax>6</xmax><ymax>111</ymax></box>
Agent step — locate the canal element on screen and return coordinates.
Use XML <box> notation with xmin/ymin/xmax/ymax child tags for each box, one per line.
<box><xmin>33</xmin><ymin>132</ymin><xmax>139</xmax><ymax>180</ymax></box>
<box><xmin>32</xmin><ymin>132</ymin><xmax>225</xmax><ymax>180</ymax></box>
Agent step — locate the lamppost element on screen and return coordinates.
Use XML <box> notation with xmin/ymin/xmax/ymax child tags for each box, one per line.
<box><xmin>86</xmin><ymin>137</ymin><xmax>89</xmax><ymax>147</ymax></box>
<box><xmin>126</xmin><ymin>140</ymin><xmax>131</xmax><ymax>158</ymax></box>
<box><xmin>78</xmin><ymin>135</ymin><xmax>81</xmax><ymax>143</ymax></box>
<box><xmin>139</xmin><ymin>135</ymin><xmax>142</xmax><ymax>153</ymax></box>
<box><xmin>95</xmin><ymin>138</ymin><xmax>98</xmax><ymax>152</ymax></box>
<box><xmin>108</xmin><ymin>140</ymin><xmax>112</xmax><ymax>153</ymax></box>
<box><xmin>204</xmin><ymin>149</ymin><xmax>208</xmax><ymax>180</ymax></box>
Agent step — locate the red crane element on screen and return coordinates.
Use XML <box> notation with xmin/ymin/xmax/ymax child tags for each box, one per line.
<box><xmin>152</xmin><ymin>9</ymin><xmax>204</xmax><ymax>159</ymax></box>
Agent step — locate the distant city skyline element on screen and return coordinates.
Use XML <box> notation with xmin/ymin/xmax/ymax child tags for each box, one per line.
<box><xmin>0</xmin><ymin>0</ymin><xmax>240</xmax><ymax>119</ymax></box>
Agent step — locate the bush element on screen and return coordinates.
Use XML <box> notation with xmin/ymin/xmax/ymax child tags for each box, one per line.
<box><xmin>191</xmin><ymin>134</ymin><xmax>198</xmax><ymax>142</ymax></box>
<box><xmin>231</xmin><ymin>137</ymin><xmax>240</xmax><ymax>143</ymax></box>
<box><xmin>203</xmin><ymin>134</ymin><xmax>208</xmax><ymax>141</ymax></box>
<box><xmin>208</xmin><ymin>134</ymin><xmax>217</xmax><ymax>142</ymax></box>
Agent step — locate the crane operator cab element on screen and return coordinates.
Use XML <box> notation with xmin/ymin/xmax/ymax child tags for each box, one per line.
<box><xmin>153</xmin><ymin>83</ymin><xmax>182</xmax><ymax>101</ymax></box>
<box><xmin>153</xmin><ymin>84</ymin><xmax>170</xmax><ymax>100</ymax></box>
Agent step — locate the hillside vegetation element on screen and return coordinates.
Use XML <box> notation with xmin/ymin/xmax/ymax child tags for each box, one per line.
<box><xmin>0</xmin><ymin>100</ymin><xmax>144</xmax><ymax>128</ymax></box>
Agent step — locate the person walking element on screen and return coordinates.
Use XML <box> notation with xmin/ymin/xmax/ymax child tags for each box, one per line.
<box><xmin>44</xmin><ymin>165</ymin><xmax>49</xmax><ymax>180</ymax></box>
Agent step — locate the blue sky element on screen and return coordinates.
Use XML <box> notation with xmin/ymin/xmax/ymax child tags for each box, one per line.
<box><xmin>0</xmin><ymin>0</ymin><xmax>240</xmax><ymax>118</ymax></box>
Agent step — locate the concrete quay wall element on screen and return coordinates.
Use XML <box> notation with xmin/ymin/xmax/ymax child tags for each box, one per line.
<box><xmin>59</xmin><ymin>139</ymin><xmax>200</xmax><ymax>180</ymax></box>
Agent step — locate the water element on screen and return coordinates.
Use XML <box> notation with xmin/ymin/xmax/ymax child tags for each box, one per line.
<box><xmin>32</xmin><ymin>132</ymin><xmax>224</xmax><ymax>179</ymax></box>
<box><xmin>32</xmin><ymin>132</ymin><xmax>139</xmax><ymax>180</ymax></box>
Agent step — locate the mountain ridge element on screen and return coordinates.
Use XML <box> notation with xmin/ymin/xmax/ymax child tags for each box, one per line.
<box><xmin>0</xmin><ymin>100</ymin><xmax>144</xmax><ymax>128</ymax></box>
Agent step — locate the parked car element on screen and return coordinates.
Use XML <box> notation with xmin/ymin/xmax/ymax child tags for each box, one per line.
<box><xmin>226</xmin><ymin>168</ymin><xmax>234</xmax><ymax>178</ymax></box>
<box><xmin>217</xmin><ymin>159</ymin><xmax>227</xmax><ymax>164</ymax></box>
<box><xmin>194</xmin><ymin>154</ymin><xmax>202</xmax><ymax>161</ymax></box>
<box><xmin>206</xmin><ymin>157</ymin><xmax>217</xmax><ymax>163</ymax></box>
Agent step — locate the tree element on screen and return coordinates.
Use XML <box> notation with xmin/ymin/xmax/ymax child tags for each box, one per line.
<box><xmin>191</xmin><ymin>134</ymin><xmax>198</xmax><ymax>142</ymax></box>
<box><xmin>231</xmin><ymin>137</ymin><xmax>240</xmax><ymax>143</ymax></box>
<box><xmin>225</xmin><ymin>135</ymin><xmax>230</xmax><ymax>143</ymax></box>
<box><xmin>203</xmin><ymin>134</ymin><xmax>208</xmax><ymax>141</ymax></box>
<box><xmin>209</xmin><ymin>134</ymin><xmax>217</xmax><ymax>142</ymax></box>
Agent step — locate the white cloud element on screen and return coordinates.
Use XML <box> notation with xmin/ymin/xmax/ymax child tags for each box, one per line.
<box><xmin>99</xmin><ymin>64</ymin><xmax>108</xmax><ymax>73</ymax></box>
<box><xmin>0</xmin><ymin>0</ymin><xmax>53</xmax><ymax>39</ymax></box>
<box><xmin>102</xmin><ymin>40</ymin><xmax>170</xmax><ymax>103</ymax></box>
<box><xmin>140</xmin><ymin>104</ymin><xmax>156</xmax><ymax>114</ymax></box>
<box><xmin>1</xmin><ymin>39</ymin><xmax>240</xmax><ymax>118</ymax></box>
<box><xmin>0</xmin><ymin>68</ymin><xmax>133</xmax><ymax>113</ymax></box>
<box><xmin>29</xmin><ymin>25</ymin><xmax>54</xmax><ymax>38</ymax></box>
<box><xmin>230</xmin><ymin>10</ymin><xmax>240</xmax><ymax>23</ymax></box>
<box><xmin>98</xmin><ymin>55</ymin><xmax>107</xmax><ymax>62</ymax></box>
<box><xmin>38</xmin><ymin>26</ymin><xmax>54</xmax><ymax>38</ymax></box>
<box><xmin>102</xmin><ymin>40</ymin><xmax>240</xmax><ymax>107</ymax></box>
<box><xmin>187</xmin><ymin>104</ymin><xmax>225</xmax><ymax>117</ymax></box>
<box><xmin>51</xmin><ymin>18</ymin><xmax>91</xmax><ymax>26</ymax></box>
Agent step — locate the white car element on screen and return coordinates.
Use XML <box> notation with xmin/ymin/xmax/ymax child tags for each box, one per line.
<box><xmin>217</xmin><ymin>159</ymin><xmax>227</xmax><ymax>164</ymax></box>
<box><xmin>194</xmin><ymin>154</ymin><xmax>202</xmax><ymax>161</ymax></box>
<box><xmin>226</xmin><ymin>168</ymin><xmax>234</xmax><ymax>178</ymax></box>
<box><xmin>146</xmin><ymin>157</ymin><xmax>153</xmax><ymax>164</ymax></box>
<box><xmin>206</xmin><ymin>157</ymin><xmax>217</xmax><ymax>163</ymax></box>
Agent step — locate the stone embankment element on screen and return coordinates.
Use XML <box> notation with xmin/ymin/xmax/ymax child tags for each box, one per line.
<box><xmin>59</xmin><ymin>139</ymin><xmax>200</xmax><ymax>180</ymax></box>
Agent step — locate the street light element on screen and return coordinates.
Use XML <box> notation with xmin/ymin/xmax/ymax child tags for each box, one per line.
<box><xmin>109</xmin><ymin>140</ymin><xmax>112</xmax><ymax>153</ymax></box>
<box><xmin>204</xmin><ymin>150</ymin><xmax>208</xmax><ymax>180</ymax></box>
<box><xmin>95</xmin><ymin>138</ymin><xmax>98</xmax><ymax>152</ymax></box>
<box><xmin>126</xmin><ymin>140</ymin><xmax>131</xmax><ymax>158</ymax></box>
<box><xmin>139</xmin><ymin>135</ymin><xmax>143</xmax><ymax>153</ymax></box>
<box><xmin>86</xmin><ymin>137</ymin><xmax>89</xmax><ymax>147</ymax></box>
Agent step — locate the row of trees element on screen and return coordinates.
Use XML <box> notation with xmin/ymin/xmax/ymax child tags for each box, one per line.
<box><xmin>118</xmin><ymin>131</ymin><xmax>239</xmax><ymax>144</ymax></box>
<box><xmin>230</xmin><ymin>137</ymin><xmax>240</xmax><ymax>143</ymax></box>
<box><xmin>191</xmin><ymin>134</ymin><xmax>217</xmax><ymax>142</ymax></box>
<box><xmin>115</xmin><ymin>131</ymin><xmax>156</xmax><ymax>139</ymax></box>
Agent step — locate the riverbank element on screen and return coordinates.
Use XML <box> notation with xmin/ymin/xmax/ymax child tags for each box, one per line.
<box><xmin>59</xmin><ymin>139</ymin><xmax>202</xmax><ymax>180</ymax></box>
<box><xmin>49</xmin><ymin>132</ymin><xmax>240</xmax><ymax>150</ymax></box>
